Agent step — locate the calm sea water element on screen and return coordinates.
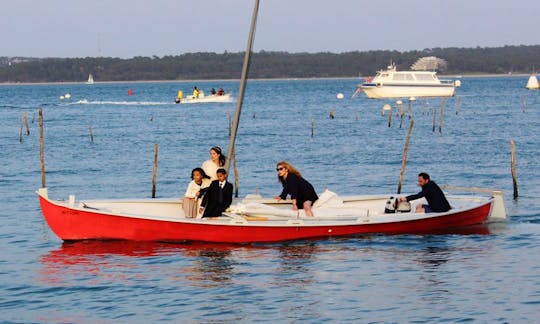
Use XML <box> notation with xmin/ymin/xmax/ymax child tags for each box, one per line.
<box><xmin>1</xmin><ymin>77</ymin><xmax>539</xmax><ymax>323</ymax></box>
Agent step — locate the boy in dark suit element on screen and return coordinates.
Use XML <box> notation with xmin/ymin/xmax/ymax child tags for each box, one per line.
<box><xmin>200</xmin><ymin>168</ymin><xmax>233</xmax><ymax>217</ymax></box>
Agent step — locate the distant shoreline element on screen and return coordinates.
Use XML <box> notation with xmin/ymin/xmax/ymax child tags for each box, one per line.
<box><xmin>0</xmin><ymin>73</ymin><xmax>532</xmax><ymax>86</ymax></box>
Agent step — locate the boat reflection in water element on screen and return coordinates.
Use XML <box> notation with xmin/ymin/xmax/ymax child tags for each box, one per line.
<box><xmin>38</xmin><ymin>240</ymin><xmax>266</xmax><ymax>287</ymax></box>
<box><xmin>38</xmin><ymin>223</ymin><xmax>494</xmax><ymax>285</ymax></box>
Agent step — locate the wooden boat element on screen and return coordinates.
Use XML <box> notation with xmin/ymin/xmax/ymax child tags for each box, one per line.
<box><xmin>358</xmin><ymin>64</ymin><xmax>460</xmax><ymax>99</ymax></box>
<box><xmin>37</xmin><ymin>188</ymin><xmax>506</xmax><ymax>243</ymax></box>
<box><xmin>37</xmin><ymin>1</ymin><xmax>505</xmax><ymax>244</ymax></box>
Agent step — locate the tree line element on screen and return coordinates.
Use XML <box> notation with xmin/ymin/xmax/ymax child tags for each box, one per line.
<box><xmin>1</xmin><ymin>45</ymin><xmax>539</xmax><ymax>83</ymax></box>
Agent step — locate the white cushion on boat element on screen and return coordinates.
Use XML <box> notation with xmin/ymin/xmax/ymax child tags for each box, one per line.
<box><xmin>230</xmin><ymin>202</ymin><xmax>297</xmax><ymax>218</ymax></box>
<box><xmin>313</xmin><ymin>189</ymin><xmax>343</xmax><ymax>208</ymax></box>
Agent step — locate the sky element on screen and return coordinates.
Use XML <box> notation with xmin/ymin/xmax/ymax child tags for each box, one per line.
<box><xmin>1</xmin><ymin>0</ymin><xmax>539</xmax><ymax>58</ymax></box>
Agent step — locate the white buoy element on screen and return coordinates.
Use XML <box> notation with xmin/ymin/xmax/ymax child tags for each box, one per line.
<box><xmin>454</xmin><ymin>80</ymin><xmax>462</xmax><ymax>87</ymax></box>
<box><xmin>336</xmin><ymin>93</ymin><xmax>344</xmax><ymax>99</ymax></box>
<box><xmin>396</xmin><ymin>100</ymin><xmax>403</xmax><ymax>105</ymax></box>
<box><xmin>409</xmin><ymin>97</ymin><xmax>416</xmax><ymax>101</ymax></box>
<box><xmin>65</xmin><ymin>93</ymin><xmax>71</xmax><ymax>99</ymax></box>
<box><xmin>383</xmin><ymin>104</ymin><xmax>392</xmax><ymax>111</ymax></box>
<box><xmin>59</xmin><ymin>96</ymin><xmax>65</xmax><ymax>100</ymax></box>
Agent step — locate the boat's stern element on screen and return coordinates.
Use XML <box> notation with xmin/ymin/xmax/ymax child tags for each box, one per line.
<box><xmin>488</xmin><ymin>190</ymin><xmax>507</xmax><ymax>221</ymax></box>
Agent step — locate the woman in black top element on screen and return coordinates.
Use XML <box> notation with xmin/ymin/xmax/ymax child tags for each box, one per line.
<box><xmin>273</xmin><ymin>161</ymin><xmax>318</xmax><ymax>217</ymax></box>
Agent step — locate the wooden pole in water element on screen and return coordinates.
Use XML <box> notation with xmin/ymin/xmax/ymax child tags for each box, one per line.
<box><xmin>408</xmin><ymin>97</ymin><xmax>415</xmax><ymax>119</ymax></box>
<box><xmin>438</xmin><ymin>98</ymin><xmax>447</xmax><ymax>133</ymax></box>
<box><xmin>432</xmin><ymin>106</ymin><xmax>437</xmax><ymax>132</ymax></box>
<box><xmin>455</xmin><ymin>96</ymin><xmax>461</xmax><ymax>115</ymax></box>
<box><xmin>311</xmin><ymin>118</ymin><xmax>315</xmax><ymax>138</ymax></box>
<box><xmin>522</xmin><ymin>96</ymin><xmax>526</xmax><ymax>113</ymax></box>
<box><xmin>224</xmin><ymin>0</ymin><xmax>260</xmax><ymax>173</ymax></box>
<box><xmin>227</xmin><ymin>111</ymin><xmax>231</xmax><ymax>137</ymax></box>
<box><xmin>89</xmin><ymin>125</ymin><xmax>94</xmax><ymax>142</ymax></box>
<box><xmin>510</xmin><ymin>139</ymin><xmax>518</xmax><ymax>199</ymax></box>
<box><xmin>399</xmin><ymin>103</ymin><xmax>405</xmax><ymax>128</ymax></box>
<box><xmin>39</xmin><ymin>108</ymin><xmax>46</xmax><ymax>188</ymax></box>
<box><xmin>388</xmin><ymin>108</ymin><xmax>393</xmax><ymax>127</ymax></box>
<box><xmin>152</xmin><ymin>144</ymin><xmax>158</xmax><ymax>198</ymax></box>
<box><xmin>23</xmin><ymin>112</ymin><xmax>30</xmax><ymax>135</ymax></box>
<box><xmin>397</xmin><ymin>119</ymin><xmax>414</xmax><ymax>194</ymax></box>
<box><xmin>32</xmin><ymin>112</ymin><xmax>35</xmax><ymax>123</ymax></box>
<box><xmin>19</xmin><ymin>116</ymin><xmax>24</xmax><ymax>143</ymax></box>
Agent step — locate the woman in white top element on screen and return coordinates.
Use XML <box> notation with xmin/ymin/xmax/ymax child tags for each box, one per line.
<box><xmin>183</xmin><ymin>168</ymin><xmax>211</xmax><ymax>218</ymax></box>
<box><xmin>201</xmin><ymin>146</ymin><xmax>227</xmax><ymax>181</ymax></box>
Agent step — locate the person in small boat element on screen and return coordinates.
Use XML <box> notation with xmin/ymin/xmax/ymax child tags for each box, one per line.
<box><xmin>193</xmin><ymin>86</ymin><xmax>200</xmax><ymax>98</ymax></box>
<box><xmin>210</xmin><ymin>87</ymin><xmax>216</xmax><ymax>95</ymax></box>
<box><xmin>399</xmin><ymin>172</ymin><xmax>451</xmax><ymax>213</ymax></box>
<box><xmin>200</xmin><ymin>168</ymin><xmax>233</xmax><ymax>217</ymax></box>
<box><xmin>202</xmin><ymin>146</ymin><xmax>227</xmax><ymax>181</ymax></box>
<box><xmin>183</xmin><ymin>167</ymin><xmax>211</xmax><ymax>218</ymax></box>
<box><xmin>217</xmin><ymin>88</ymin><xmax>225</xmax><ymax>96</ymax></box>
<box><xmin>273</xmin><ymin>161</ymin><xmax>318</xmax><ymax>217</ymax></box>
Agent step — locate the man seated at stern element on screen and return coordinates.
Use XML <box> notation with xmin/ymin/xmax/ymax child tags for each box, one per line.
<box><xmin>399</xmin><ymin>172</ymin><xmax>451</xmax><ymax>213</ymax></box>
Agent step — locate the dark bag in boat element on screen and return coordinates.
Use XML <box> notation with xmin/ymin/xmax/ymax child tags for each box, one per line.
<box><xmin>384</xmin><ymin>197</ymin><xmax>398</xmax><ymax>213</ymax></box>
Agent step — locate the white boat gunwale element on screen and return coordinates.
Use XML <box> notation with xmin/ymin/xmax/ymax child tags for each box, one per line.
<box><xmin>37</xmin><ymin>189</ymin><xmax>496</xmax><ymax>228</ymax></box>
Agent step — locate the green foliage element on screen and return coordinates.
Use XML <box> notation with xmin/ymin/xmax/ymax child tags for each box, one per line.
<box><xmin>1</xmin><ymin>45</ymin><xmax>539</xmax><ymax>82</ymax></box>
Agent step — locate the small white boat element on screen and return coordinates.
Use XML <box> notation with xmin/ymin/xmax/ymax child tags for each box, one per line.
<box><xmin>526</xmin><ymin>75</ymin><xmax>539</xmax><ymax>90</ymax></box>
<box><xmin>86</xmin><ymin>74</ymin><xmax>94</xmax><ymax>85</ymax></box>
<box><xmin>358</xmin><ymin>64</ymin><xmax>460</xmax><ymax>99</ymax></box>
<box><xmin>175</xmin><ymin>91</ymin><xmax>233</xmax><ymax>104</ymax></box>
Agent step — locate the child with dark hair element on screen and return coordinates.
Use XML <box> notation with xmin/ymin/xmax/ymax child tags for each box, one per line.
<box><xmin>183</xmin><ymin>168</ymin><xmax>211</xmax><ymax>218</ymax></box>
<box><xmin>200</xmin><ymin>168</ymin><xmax>233</xmax><ymax>217</ymax></box>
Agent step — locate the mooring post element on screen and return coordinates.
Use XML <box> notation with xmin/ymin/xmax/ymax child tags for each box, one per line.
<box><xmin>39</xmin><ymin>108</ymin><xmax>46</xmax><ymax>188</ymax></box>
<box><xmin>89</xmin><ymin>125</ymin><xmax>94</xmax><ymax>142</ymax></box>
<box><xmin>23</xmin><ymin>112</ymin><xmax>30</xmax><ymax>135</ymax></box>
<box><xmin>227</xmin><ymin>111</ymin><xmax>231</xmax><ymax>137</ymax></box>
<box><xmin>398</xmin><ymin>100</ymin><xmax>405</xmax><ymax>128</ymax></box>
<box><xmin>152</xmin><ymin>143</ymin><xmax>158</xmax><ymax>198</ymax></box>
<box><xmin>397</xmin><ymin>119</ymin><xmax>414</xmax><ymax>194</ymax></box>
<box><xmin>432</xmin><ymin>106</ymin><xmax>437</xmax><ymax>132</ymax></box>
<box><xmin>455</xmin><ymin>96</ymin><xmax>461</xmax><ymax>115</ymax></box>
<box><xmin>439</xmin><ymin>98</ymin><xmax>447</xmax><ymax>133</ymax></box>
<box><xmin>510</xmin><ymin>139</ymin><xmax>518</xmax><ymax>199</ymax></box>
<box><xmin>408</xmin><ymin>97</ymin><xmax>415</xmax><ymax>119</ymax></box>
<box><xmin>19</xmin><ymin>117</ymin><xmax>23</xmax><ymax>143</ymax></box>
<box><xmin>311</xmin><ymin>118</ymin><xmax>315</xmax><ymax>138</ymax></box>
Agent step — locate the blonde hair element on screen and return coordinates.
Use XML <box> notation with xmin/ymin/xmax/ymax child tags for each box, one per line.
<box><xmin>276</xmin><ymin>160</ymin><xmax>302</xmax><ymax>181</ymax></box>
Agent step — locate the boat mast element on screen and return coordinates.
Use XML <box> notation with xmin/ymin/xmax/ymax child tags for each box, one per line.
<box><xmin>224</xmin><ymin>0</ymin><xmax>260</xmax><ymax>173</ymax></box>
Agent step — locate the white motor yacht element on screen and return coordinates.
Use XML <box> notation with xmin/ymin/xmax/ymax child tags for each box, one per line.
<box><xmin>358</xmin><ymin>64</ymin><xmax>460</xmax><ymax>99</ymax></box>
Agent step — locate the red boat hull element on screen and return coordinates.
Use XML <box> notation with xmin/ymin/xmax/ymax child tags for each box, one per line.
<box><xmin>39</xmin><ymin>195</ymin><xmax>493</xmax><ymax>243</ymax></box>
